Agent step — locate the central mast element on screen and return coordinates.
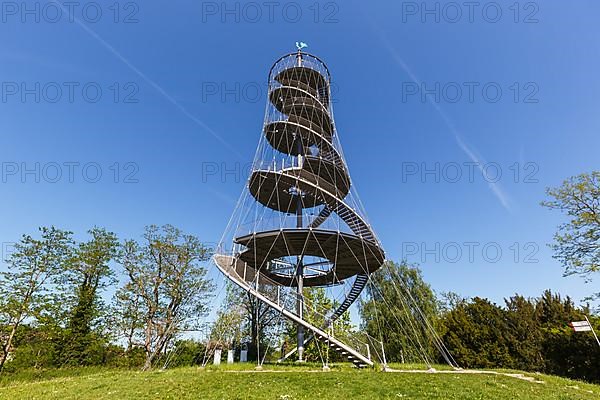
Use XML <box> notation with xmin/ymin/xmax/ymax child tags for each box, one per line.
<box><xmin>295</xmin><ymin>46</ymin><xmax>305</xmax><ymax>362</ymax></box>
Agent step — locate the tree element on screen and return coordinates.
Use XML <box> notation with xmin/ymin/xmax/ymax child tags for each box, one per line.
<box><xmin>0</xmin><ymin>227</ymin><xmax>73</xmax><ymax>372</ymax></box>
<box><xmin>161</xmin><ymin>339</ymin><xmax>206</xmax><ymax>368</ymax></box>
<box><xmin>209</xmin><ymin>291</ymin><xmax>244</xmax><ymax>351</ymax></box>
<box><xmin>5</xmin><ymin>323</ymin><xmax>61</xmax><ymax>371</ymax></box>
<box><xmin>359</xmin><ymin>261</ymin><xmax>439</xmax><ymax>363</ymax></box>
<box><xmin>533</xmin><ymin>290</ymin><xmax>600</xmax><ymax>380</ymax></box>
<box><xmin>115</xmin><ymin>225</ymin><xmax>214</xmax><ymax>370</ymax></box>
<box><xmin>224</xmin><ymin>283</ymin><xmax>286</xmax><ymax>361</ymax></box>
<box><xmin>438</xmin><ymin>290</ymin><xmax>600</xmax><ymax>381</ymax></box>
<box><xmin>438</xmin><ymin>291</ymin><xmax>466</xmax><ymax>315</ymax></box>
<box><xmin>112</xmin><ymin>281</ymin><xmax>144</xmax><ymax>352</ymax></box>
<box><xmin>285</xmin><ymin>287</ymin><xmax>353</xmax><ymax>362</ymax></box>
<box><xmin>504</xmin><ymin>294</ymin><xmax>543</xmax><ymax>371</ymax></box>
<box><xmin>440</xmin><ymin>297</ymin><xmax>514</xmax><ymax>368</ymax></box>
<box><xmin>111</xmin><ymin>239</ymin><xmax>146</xmax><ymax>354</ymax></box>
<box><xmin>542</xmin><ymin>172</ymin><xmax>600</xmax><ymax>294</ymax></box>
<box><xmin>61</xmin><ymin>227</ymin><xmax>119</xmax><ymax>365</ymax></box>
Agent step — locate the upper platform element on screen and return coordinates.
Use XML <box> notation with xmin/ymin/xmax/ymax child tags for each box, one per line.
<box><xmin>215</xmin><ymin>50</ymin><xmax>385</xmax><ymax>289</ymax></box>
<box><xmin>269</xmin><ymin>53</ymin><xmax>331</xmax><ymax>88</ymax></box>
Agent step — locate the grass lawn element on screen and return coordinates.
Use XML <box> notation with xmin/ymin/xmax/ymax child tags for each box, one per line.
<box><xmin>0</xmin><ymin>363</ymin><xmax>598</xmax><ymax>399</ymax></box>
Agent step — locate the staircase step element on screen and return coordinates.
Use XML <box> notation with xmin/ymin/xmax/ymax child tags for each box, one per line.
<box><xmin>221</xmin><ymin>265</ymin><xmax>374</xmax><ymax>368</ymax></box>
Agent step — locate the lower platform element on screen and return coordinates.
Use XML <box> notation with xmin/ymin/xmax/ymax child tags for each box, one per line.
<box><xmin>231</xmin><ymin>228</ymin><xmax>384</xmax><ymax>287</ymax></box>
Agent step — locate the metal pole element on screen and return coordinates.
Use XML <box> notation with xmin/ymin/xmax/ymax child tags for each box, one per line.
<box><xmin>380</xmin><ymin>341</ymin><xmax>388</xmax><ymax>370</ymax></box>
<box><xmin>277</xmin><ymin>285</ymin><xmax>280</xmax><ymax>306</ymax></box>
<box><xmin>256</xmin><ymin>282</ymin><xmax>261</xmax><ymax>367</ymax></box>
<box><xmin>585</xmin><ymin>315</ymin><xmax>600</xmax><ymax>348</ymax></box>
<box><xmin>296</xmin><ymin>256</ymin><xmax>304</xmax><ymax>362</ymax></box>
<box><xmin>296</xmin><ymin>138</ymin><xmax>304</xmax><ymax>362</ymax></box>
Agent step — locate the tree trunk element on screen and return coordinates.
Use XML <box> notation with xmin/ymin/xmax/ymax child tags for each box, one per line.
<box><xmin>0</xmin><ymin>323</ymin><xmax>18</xmax><ymax>373</ymax></box>
<box><xmin>142</xmin><ymin>318</ymin><xmax>153</xmax><ymax>370</ymax></box>
<box><xmin>142</xmin><ymin>354</ymin><xmax>153</xmax><ymax>371</ymax></box>
<box><xmin>248</xmin><ymin>314</ymin><xmax>259</xmax><ymax>361</ymax></box>
<box><xmin>142</xmin><ymin>329</ymin><xmax>170</xmax><ymax>371</ymax></box>
<box><xmin>126</xmin><ymin>325</ymin><xmax>135</xmax><ymax>353</ymax></box>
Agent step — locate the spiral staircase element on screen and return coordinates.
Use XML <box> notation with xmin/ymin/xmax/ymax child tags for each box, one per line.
<box><xmin>214</xmin><ymin>49</ymin><xmax>385</xmax><ymax>367</ymax></box>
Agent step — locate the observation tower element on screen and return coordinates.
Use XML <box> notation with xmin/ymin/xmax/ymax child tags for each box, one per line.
<box><xmin>214</xmin><ymin>46</ymin><xmax>385</xmax><ymax>367</ymax></box>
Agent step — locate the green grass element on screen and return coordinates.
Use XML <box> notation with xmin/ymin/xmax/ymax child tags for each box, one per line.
<box><xmin>0</xmin><ymin>364</ymin><xmax>598</xmax><ymax>399</ymax></box>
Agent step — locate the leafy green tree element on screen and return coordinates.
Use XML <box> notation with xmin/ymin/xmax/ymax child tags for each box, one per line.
<box><xmin>541</xmin><ymin>316</ymin><xmax>600</xmax><ymax>382</ymax></box>
<box><xmin>359</xmin><ymin>261</ymin><xmax>439</xmax><ymax>363</ymax></box>
<box><xmin>504</xmin><ymin>294</ymin><xmax>543</xmax><ymax>371</ymax></box>
<box><xmin>1</xmin><ymin>323</ymin><xmax>61</xmax><ymax>371</ymax></box>
<box><xmin>438</xmin><ymin>291</ymin><xmax>466</xmax><ymax>315</ymax></box>
<box><xmin>542</xmin><ymin>172</ymin><xmax>600</xmax><ymax>295</ymax></box>
<box><xmin>533</xmin><ymin>290</ymin><xmax>600</xmax><ymax>380</ymax></box>
<box><xmin>112</xmin><ymin>240</ymin><xmax>145</xmax><ymax>353</ymax></box>
<box><xmin>61</xmin><ymin>227</ymin><xmax>119</xmax><ymax>365</ymax></box>
<box><xmin>224</xmin><ymin>283</ymin><xmax>289</xmax><ymax>361</ymax></box>
<box><xmin>535</xmin><ymin>290</ymin><xmax>581</xmax><ymax>327</ymax></box>
<box><xmin>161</xmin><ymin>339</ymin><xmax>206</xmax><ymax>368</ymax></box>
<box><xmin>209</xmin><ymin>294</ymin><xmax>244</xmax><ymax>351</ymax></box>
<box><xmin>440</xmin><ymin>290</ymin><xmax>600</xmax><ymax>380</ymax></box>
<box><xmin>0</xmin><ymin>227</ymin><xmax>73</xmax><ymax>372</ymax></box>
<box><xmin>284</xmin><ymin>287</ymin><xmax>353</xmax><ymax>362</ymax></box>
<box><xmin>441</xmin><ymin>297</ymin><xmax>514</xmax><ymax>368</ymax></box>
<box><xmin>115</xmin><ymin>225</ymin><xmax>214</xmax><ymax>370</ymax></box>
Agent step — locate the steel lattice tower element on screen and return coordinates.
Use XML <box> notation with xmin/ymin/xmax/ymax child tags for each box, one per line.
<box><xmin>214</xmin><ymin>49</ymin><xmax>385</xmax><ymax>366</ymax></box>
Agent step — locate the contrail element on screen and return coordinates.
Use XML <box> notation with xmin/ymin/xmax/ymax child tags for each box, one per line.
<box><xmin>455</xmin><ymin>136</ymin><xmax>512</xmax><ymax>211</ymax></box>
<box><xmin>378</xmin><ymin>32</ymin><xmax>513</xmax><ymax>212</ymax></box>
<box><xmin>53</xmin><ymin>1</ymin><xmax>242</xmax><ymax>159</ymax></box>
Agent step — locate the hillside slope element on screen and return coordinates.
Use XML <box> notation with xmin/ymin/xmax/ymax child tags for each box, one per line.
<box><xmin>0</xmin><ymin>366</ymin><xmax>598</xmax><ymax>399</ymax></box>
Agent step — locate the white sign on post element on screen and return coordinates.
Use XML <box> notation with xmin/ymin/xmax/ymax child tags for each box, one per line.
<box><xmin>570</xmin><ymin>321</ymin><xmax>592</xmax><ymax>332</ymax></box>
<box><xmin>569</xmin><ymin>316</ymin><xmax>600</xmax><ymax>348</ymax></box>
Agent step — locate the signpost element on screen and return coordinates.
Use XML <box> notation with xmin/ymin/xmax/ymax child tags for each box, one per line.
<box><xmin>569</xmin><ymin>316</ymin><xmax>600</xmax><ymax>348</ymax></box>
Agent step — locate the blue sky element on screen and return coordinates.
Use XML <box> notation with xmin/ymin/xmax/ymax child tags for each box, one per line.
<box><xmin>1</xmin><ymin>0</ymin><xmax>599</xmax><ymax>314</ymax></box>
